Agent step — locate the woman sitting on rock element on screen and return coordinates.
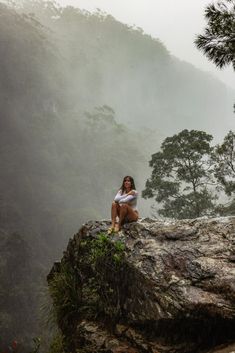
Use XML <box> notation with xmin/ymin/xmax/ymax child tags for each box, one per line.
<box><xmin>108</xmin><ymin>176</ymin><xmax>139</xmax><ymax>233</ymax></box>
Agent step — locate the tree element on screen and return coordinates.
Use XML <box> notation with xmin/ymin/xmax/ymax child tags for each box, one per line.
<box><xmin>212</xmin><ymin>130</ymin><xmax>235</xmax><ymax>214</ymax></box>
<box><xmin>213</xmin><ymin>130</ymin><xmax>235</xmax><ymax>194</ymax></box>
<box><xmin>142</xmin><ymin>130</ymin><xmax>217</xmax><ymax>219</ymax></box>
<box><xmin>195</xmin><ymin>0</ymin><xmax>235</xmax><ymax>70</ymax></box>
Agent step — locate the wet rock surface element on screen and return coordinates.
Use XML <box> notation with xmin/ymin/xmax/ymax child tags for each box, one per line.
<box><xmin>48</xmin><ymin>217</ymin><xmax>235</xmax><ymax>353</ymax></box>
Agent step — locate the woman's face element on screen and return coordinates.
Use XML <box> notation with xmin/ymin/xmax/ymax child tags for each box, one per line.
<box><xmin>124</xmin><ymin>178</ymin><xmax>132</xmax><ymax>190</ymax></box>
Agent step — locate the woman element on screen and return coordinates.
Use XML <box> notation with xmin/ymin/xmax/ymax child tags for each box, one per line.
<box><xmin>108</xmin><ymin>176</ymin><xmax>139</xmax><ymax>233</ymax></box>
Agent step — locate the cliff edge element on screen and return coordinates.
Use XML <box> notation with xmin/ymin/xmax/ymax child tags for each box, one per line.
<box><xmin>48</xmin><ymin>217</ymin><xmax>235</xmax><ymax>353</ymax></box>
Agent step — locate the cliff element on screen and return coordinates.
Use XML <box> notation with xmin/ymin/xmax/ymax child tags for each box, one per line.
<box><xmin>48</xmin><ymin>217</ymin><xmax>235</xmax><ymax>353</ymax></box>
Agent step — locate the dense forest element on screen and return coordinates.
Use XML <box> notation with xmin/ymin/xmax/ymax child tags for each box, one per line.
<box><xmin>0</xmin><ymin>1</ymin><xmax>234</xmax><ymax>351</ymax></box>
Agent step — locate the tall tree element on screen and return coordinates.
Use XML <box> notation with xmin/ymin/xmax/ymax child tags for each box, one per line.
<box><xmin>142</xmin><ymin>130</ymin><xmax>217</xmax><ymax>219</ymax></box>
<box><xmin>195</xmin><ymin>0</ymin><xmax>235</xmax><ymax>70</ymax></box>
<box><xmin>212</xmin><ymin>130</ymin><xmax>235</xmax><ymax>214</ymax></box>
<box><xmin>213</xmin><ymin>130</ymin><xmax>235</xmax><ymax>195</ymax></box>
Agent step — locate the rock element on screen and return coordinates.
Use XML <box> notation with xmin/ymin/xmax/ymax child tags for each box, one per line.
<box><xmin>208</xmin><ymin>342</ymin><xmax>235</xmax><ymax>353</ymax></box>
<box><xmin>48</xmin><ymin>217</ymin><xmax>235</xmax><ymax>353</ymax></box>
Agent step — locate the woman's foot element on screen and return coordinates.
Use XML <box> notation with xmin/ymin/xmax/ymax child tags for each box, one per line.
<box><xmin>114</xmin><ymin>224</ymin><xmax>120</xmax><ymax>233</ymax></box>
<box><xmin>107</xmin><ymin>227</ymin><xmax>115</xmax><ymax>235</ymax></box>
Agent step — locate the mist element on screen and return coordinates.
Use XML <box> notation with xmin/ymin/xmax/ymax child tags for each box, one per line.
<box><xmin>0</xmin><ymin>0</ymin><xmax>234</xmax><ymax>351</ymax></box>
<box><xmin>57</xmin><ymin>0</ymin><xmax>235</xmax><ymax>90</ymax></box>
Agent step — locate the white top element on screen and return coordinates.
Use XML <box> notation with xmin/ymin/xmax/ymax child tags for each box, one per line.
<box><xmin>114</xmin><ymin>189</ymin><xmax>138</xmax><ymax>211</ymax></box>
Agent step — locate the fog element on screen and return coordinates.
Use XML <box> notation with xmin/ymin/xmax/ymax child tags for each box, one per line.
<box><xmin>0</xmin><ymin>1</ymin><xmax>234</xmax><ymax>351</ymax></box>
<box><xmin>57</xmin><ymin>0</ymin><xmax>235</xmax><ymax>89</ymax></box>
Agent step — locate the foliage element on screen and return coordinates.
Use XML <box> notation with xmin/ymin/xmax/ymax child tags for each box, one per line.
<box><xmin>48</xmin><ymin>263</ymin><xmax>81</xmax><ymax>330</ymax></box>
<box><xmin>213</xmin><ymin>130</ymin><xmax>235</xmax><ymax>214</ymax></box>
<box><xmin>213</xmin><ymin>130</ymin><xmax>235</xmax><ymax>195</ymax></box>
<box><xmin>47</xmin><ymin>233</ymin><xmax>126</xmax><ymax>352</ymax></box>
<box><xmin>48</xmin><ymin>232</ymin><xmax>126</xmax><ymax>341</ymax></box>
<box><xmin>215</xmin><ymin>198</ymin><xmax>235</xmax><ymax>215</ymax></box>
<box><xmin>31</xmin><ymin>337</ymin><xmax>41</xmax><ymax>353</ymax></box>
<box><xmin>142</xmin><ymin>129</ymin><xmax>217</xmax><ymax>219</ymax></box>
<box><xmin>90</xmin><ymin>233</ymin><xmax>126</xmax><ymax>266</ymax></box>
<box><xmin>80</xmin><ymin>233</ymin><xmax>127</xmax><ymax>319</ymax></box>
<box><xmin>195</xmin><ymin>0</ymin><xmax>235</xmax><ymax>70</ymax></box>
<box><xmin>47</xmin><ymin>333</ymin><xmax>65</xmax><ymax>353</ymax></box>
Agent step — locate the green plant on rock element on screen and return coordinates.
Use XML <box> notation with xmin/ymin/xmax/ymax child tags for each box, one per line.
<box><xmin>48</xmin><ymin>333</ymin><xmax>65</xmax><ymax>353</ymax></box>
<box><xmin>31</xmin><ymin>337</ymin><xmax>41</xmax><ymax>353</ymax></box>
<box><xmin>113</xmin><ymin>240</ymin><xmax>126</xmax><ymax>264</ymax></box>
<box><xmin>48</xmin><ymin>263</ymin><xmax>81</xmax><ymax>330</ymax></box>
<box><xmin>79</xmin><ymin>233</ymin><xmax>127</xmax><ymax>320</ymax></box>
<box><xmin>90</xmin><ymin>233</ymin><xmax>125</xmax><ymax>266</ymax></box>
<box><xmin>48</xmin><ymin>232</ymin><xmax>127</xmax><ymax>344</ymax></box>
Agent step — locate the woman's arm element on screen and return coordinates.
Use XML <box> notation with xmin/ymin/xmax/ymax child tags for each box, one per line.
<box><xmin>114</xmin><ymin>190</ymin><xmax>125</xmax><ymax>202</ymax></box>
<box><xmin>119</xmin><ymin>190</ymin><xmax>138</xmax><ymax>204</ymax></box>
<box><xmin>114</xmin><ymin>190</ymin><xmax>137</xmax><ymax>202</ymax></box>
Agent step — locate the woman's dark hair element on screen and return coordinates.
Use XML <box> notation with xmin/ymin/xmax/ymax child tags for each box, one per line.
<box><xmin>120</xmin><ymin>176</ymin><xmax>136</xmax><ymax>194</ymax></box>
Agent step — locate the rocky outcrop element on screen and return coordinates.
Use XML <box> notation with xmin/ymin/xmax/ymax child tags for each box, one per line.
<box><xmin>48</xmin><ymin>217</ymin><xmax>235</xmax><ymax>353</ymax></box>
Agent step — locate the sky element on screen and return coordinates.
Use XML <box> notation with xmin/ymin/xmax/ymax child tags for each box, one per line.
<box><xmin>56</xmin><ymin>0</ymin><xmax>234</xmax><ymax>89</ymax></box>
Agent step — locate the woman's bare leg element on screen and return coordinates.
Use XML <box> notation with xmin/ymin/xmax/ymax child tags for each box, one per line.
<box><xmin>117</xmin><ymin>204</ymin><xmax>138</xmax><ymax>230</ymax></box>
<box><xmin>117</xmin><ymin>204</ymin><xmax>138</xmax><ymax>231</ymax></box>
<box><xmin>126</xmin><ymin>207</ymin><xmax>139</xmax><ymax>222</ymax></box>
<box><xmin>117</xmin><ymin>204</ymin><xmax>128</xmax><ymax>230</ymax></box>
<box><xmin>111</xmin><ymin>202</ymin><xmax>120</xmax><ymax>228</ymax></box>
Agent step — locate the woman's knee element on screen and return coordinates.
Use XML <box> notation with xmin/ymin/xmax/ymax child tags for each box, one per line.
<box><xmin>120</xmin><ymin>203</ymin><xmax>128</xmax><ymax>209</ymax></box>
<box><xmin>119</xmin><ymin>204</ymin><xmax>128</xmax><ymax>214</ymax></box>
<box><xmin>120</xmin><ymin>204</ymin><xmax>128</xmax><ymax>213</ymax></box>
<box><xmin>127</xmin><ymin>209</ymin><xmax>138</xmax><ymax>222</ymax></box>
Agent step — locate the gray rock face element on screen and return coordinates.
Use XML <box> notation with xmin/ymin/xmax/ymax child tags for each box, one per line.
<box><xmin>48</xmin><ymin>217</ymin><xmax>235</xmax><ymax>353</ymax></box>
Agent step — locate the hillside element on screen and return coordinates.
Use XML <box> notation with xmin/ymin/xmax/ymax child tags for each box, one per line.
<box><xmin>19</xmin><ymin>1</ymin><xmax>234</xmax><ymax>137</ymax></box>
